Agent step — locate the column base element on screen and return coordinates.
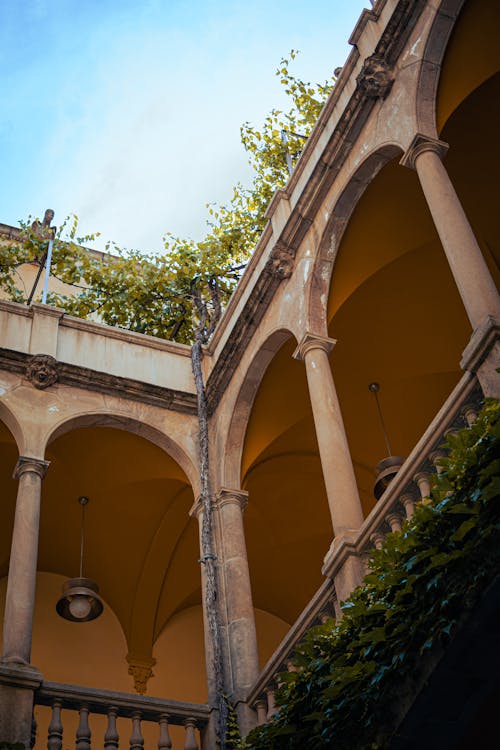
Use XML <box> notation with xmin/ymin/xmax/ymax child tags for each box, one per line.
<box><xmin>0</xmin><ymin>662</ymin><xmax>42</xmax><ymax>748</ymax></box>
<box><xmin>461</xmin><ymin>316</ymin><xmax>500</xmax><ymax>398</ymax></box>
<box><xmin>322</xmin><ymin>533</ymin><xmax>367</xmax><ymax>615</ymax></box>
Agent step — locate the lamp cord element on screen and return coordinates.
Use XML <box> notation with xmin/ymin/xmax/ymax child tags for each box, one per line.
<box><xmin>372</xmin><ymin>388</ymin><xmax>392</xmax><ymax>456</ymax></box>
<box><xmin>79</xmin><ymin>501</ymin><xmax>85</xmax><ymax>578</ymax></box>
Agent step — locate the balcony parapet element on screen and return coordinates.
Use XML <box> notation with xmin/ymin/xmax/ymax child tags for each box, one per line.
<box><xmin>34</xmin><ymin>680</ymin><xmax>209</xmax><ymax>749</ymax></box>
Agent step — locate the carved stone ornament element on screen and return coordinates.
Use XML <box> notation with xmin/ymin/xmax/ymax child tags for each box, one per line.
<box><xmin>127</xmin><ymin>656</ymin><xmax>156</xmax><ymax>695</ymax></box>
<box><xmin>356</xmin><ymin>54</ymin><xmax>394</xmax><ymax>99</ymax></box>
<box><xmin>266</xmin><ymin>245</ymin><xmax>294</xmax><ymax>280</ymax></box>
<box><xmin>26</xmin><ymin>354</ymin><xmax>59</xmax><ymax>389</ymax></box>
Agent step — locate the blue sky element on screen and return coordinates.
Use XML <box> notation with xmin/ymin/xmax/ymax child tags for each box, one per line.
<box><xmin>1</xmin><ymin>1</ymin><xmax>369</xmax><ymax>251</ymax></box>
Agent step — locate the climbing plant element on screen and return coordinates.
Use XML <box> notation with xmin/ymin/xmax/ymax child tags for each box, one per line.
<box><xmin>240</xmin><ymin>400</ymin><xmax>500</xmax><ymax>749</ymax></box>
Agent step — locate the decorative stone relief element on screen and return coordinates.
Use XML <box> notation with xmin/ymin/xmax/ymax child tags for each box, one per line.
<box><xmin>266</xmin><ymin>245</ymin><xmax>294</xmax><ymax>280</ymax></box>
<box><xmin>26</xmin><ymin>354</ymin><xmax>59</xmax><ymax>390</ymax></box>
<box><xmin>127</xmin><ymin>655</ymin><xmax>156</xmax><ymax>695</ymax></box>
<box><xmin>356</xmin><ymin>54</ymin><xmax>394</xmax><ymax>99</ymax></box>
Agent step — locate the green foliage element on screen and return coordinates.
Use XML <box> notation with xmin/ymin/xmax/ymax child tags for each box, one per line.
<box><xmin>243</xmin><ymin>401</ymin><xmax>500</xmax><ymax>750</ymax></box>
<box><xmin>1</xmin><ymin>53</ymin><xmax>335</xmax><ymax>344</ymax></box>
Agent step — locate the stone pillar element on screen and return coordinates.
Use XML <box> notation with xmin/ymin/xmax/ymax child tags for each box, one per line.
<box><xmin>0</xmin><ymin>456</ymin><xmax>48</xmax><ymax>746</ymax></box>
<box><xmin>293</xmin><ymin>333</ymin><xmax>365</xmax><ymax>602</ymax></box>
<box><xmin>2</xmin><ymin>456</ymin><xmax>49</xmax><ymax>664</ymax></box>
<box><xmin>401</xmin><ymin>135</ymin><xmax>500</xmax><ymax>330</ymax></box>
<box><xmin>215</xmin><ymin>489</ymin><xmax>259</xmax><ymax>737</ymax></box>
<box><xmin>402</xmin><ymin>135</ymin><xmax>500</xmax><ymax>396</ymax></box>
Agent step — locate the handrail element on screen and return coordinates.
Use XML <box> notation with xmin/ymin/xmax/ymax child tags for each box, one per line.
<box><xmin>35</xmin><ymin>680</ymin><xmax>210</xmax><ymax>725</ymax></box>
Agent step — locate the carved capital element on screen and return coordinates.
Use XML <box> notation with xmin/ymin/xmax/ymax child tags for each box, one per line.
<box><xmin>215</xmin><ymin>488</ymin><xmax>249</xmax><ymax>512</ymax></box>
<box><xmin>400</xmin><ymin>133</ymin><xmax>449</xmax><ymax>170</ymax></box>
<box><xmin>265</xmin><ymin>244</ymin><xmax>294</xmax><ymax>280</ymax></box>
<box><xmin>356</xmin><ymin>54</ymin><xmax>394</xmax><ymax>99</ymax></box>
<box><xmin>293</xmin><ymin>332</ymin><xmax>337</xmax><ymax>361</ymax></box>
<box><xmin>13</xmin><ymin>456</ymin><xmax>50</xmax><ymax>481</ymax></box>
<box><xmin>126</xmin><ymin>654</ymin><xmax>156</xmax><ymax>695</ymax></box>
<box><xmin>26</xmin><ymin>354</ymin><xmax>59</xmax><ymax>390</ymax></box>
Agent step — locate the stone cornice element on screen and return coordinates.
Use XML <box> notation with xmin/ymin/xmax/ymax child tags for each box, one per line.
<box><xmin>13</xmin><ymin>456</ymin><xmax>50</xmax><ymax>480</ymax></box>
<box><xmin>293</xmin><ymin>333</ymin><xmax>337</xmax><ymax>361</ymax></box>
<box><xmin>400</xmin><ymin>133</ymin><xmax>449</xmax><ymax>170</ymax></box>
<box><xmin>0</xmin><ymin>348</ymin><xmax>198</xmax><ymax>414</ymax></box>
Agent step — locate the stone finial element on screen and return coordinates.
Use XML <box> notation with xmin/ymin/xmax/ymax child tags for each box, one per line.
<box><xmin>356</xmin><ymin>54</ymin><xmax>394</xmax><ymax>99</ymax></box>
<box><xmin>265</xmin><ymin>244</ymin><xmax>294</xmax><ymax>280</ymax></box>
<box><xmin>26</xmin><ymin>354</ymin><xmax>59</xmax><ymax>390</ymax></box>
<box><xmin>126</xmin><ymin>654</ymin><xmax>156</xmax><ymax>695</ymax></box>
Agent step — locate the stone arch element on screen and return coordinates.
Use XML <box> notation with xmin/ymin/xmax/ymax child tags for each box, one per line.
<box><xmin>222</xmin><ymin>328</ymin><xmax>297</xmax><ymax>488</ymax></box>
<box><xmin>43</xmin><ymin>410</ymin><xmax>200</xmax><ymax>496</ymax></box>
<box><xmin>306</xmin><ymin>143</ymin><xmax>403</xmax><ymax>334</ymax></box>
<box><xmin>416</xmin><ymin>0</ymin><xmax>499</xmax><ymax>135</ymax></box>
<box><xmin>0</xmin><ymin>399</ymin><xmax>25</xmax><ymax>455</ymax></box>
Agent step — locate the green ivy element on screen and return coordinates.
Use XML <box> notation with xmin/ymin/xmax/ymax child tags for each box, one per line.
<box><xmin>242</xmin><ymin>399</ymin><xmax>500</xmax><ymax>749</ymax></box>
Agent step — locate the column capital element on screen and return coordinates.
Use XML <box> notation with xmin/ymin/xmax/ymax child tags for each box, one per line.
<box><xmin>13</xmin><ymin>456</ymin><xmax>50</xmax><ymax>481</ymax></box>
<box><xmin>215</xmin><ymin>488</ymin><xmax>249</xmax><ymax>511</ymax></box>
<box><xmin>400</xmin><ymin>133</ymin><xmax>449</xmax><ymax>170</ymax></box>
<box><xmin>293</xmin><ymin>332</ymin><xmax>337</xmax><ymax>361</ymax></box>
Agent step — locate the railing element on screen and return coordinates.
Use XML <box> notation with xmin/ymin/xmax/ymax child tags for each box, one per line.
<box><xmin>247</xmin><ymin>372</ymin><xmax>483</xmax><ymax>722</ymax></box>
<box><xmin>34</xmin><ymin>680</ymin><xmax>210</xmax><ymax>750</ymax></box>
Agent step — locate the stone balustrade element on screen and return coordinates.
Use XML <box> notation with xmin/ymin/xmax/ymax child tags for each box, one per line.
<box><xmin>247</xmin><ymin>372</ymin><xmax>482</xmax><ymax>723</ymax></box>
<box><xmin>34</xmin><ymin>680</ymin><xmax>209</xmax><ymax>750</ymax></box>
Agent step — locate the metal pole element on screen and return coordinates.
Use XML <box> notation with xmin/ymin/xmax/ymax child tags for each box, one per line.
<box><xmin>41</xmin><ymin>237</ymin><xmax>54</xmax><ymax>304</ymax></box>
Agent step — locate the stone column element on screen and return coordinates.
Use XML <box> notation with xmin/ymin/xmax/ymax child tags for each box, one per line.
<box><xmin>402</xmin><ymin>135</ymin><xmax>500</xmax><ymax>396</ymax></box>
<box><xmin>402</xmin><ymin>134</ymin><xmax>500</xmax><ymax>330</ymax></box>
<box><xmin>2</xmin><ymin>456</ymin><xmax>49</xmax><ymax>664</ymax></box>
<box><xmin>0</xmin><ymin>456</ymin><xmax>48</xmax><ymax>746</ymax></box>
<box><xmin>215</xmin><ymin>488</ymin><xmax>259</xmax><ymax>737</ymax></box>
<box><xmin>293</xmin><ymin>334</ymin><xmax>365</xmax><ymax>601</ymax></box>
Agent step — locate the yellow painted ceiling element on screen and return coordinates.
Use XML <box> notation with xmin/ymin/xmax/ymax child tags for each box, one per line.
<box><xmin>35</xmin><ymin>426</ymin><xmax>199</xmax><ymax>659</ymax></box>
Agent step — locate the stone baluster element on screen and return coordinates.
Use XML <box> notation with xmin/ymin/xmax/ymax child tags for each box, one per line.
<box><xmin>370</xmin><ymin>530</ymin><xmax>385</xmax><ymax>550</ymax></box>
<box><xmin>129</xmin><ymin>712</ymin><xmax>144</xmax><ymax>750</ymax></box>
<box><xmin>414</xmin><ymin>472</ymin><xmax>431</xmax><ymax>501</ymax></box>
<box><xmin>47</xmin><ymin>701</ymin><xmax>63</xmax><ymax>750</ymax></box>
<box><xmin>399</xmin><ymin>493</ymin><xmax>415</xmax><ymax>520</ymax></box>
<box><xmin>255</xmin><ymin>699</ymin><xmax>268</xmax><ymax>726</ymax></box>
<box><xmin>265</xmin><ymin>688</ymin><xmax>276</xmax><ymax>721</ymax></box>
<box><xmin>184</xmin><ymin>718</ymin><xmax>198</xmax><ymax>750</ymax></box>
<box><xmin>76</xmin><ymin>707</ymin><xmax>91</xmax><ymax>750</ymax></box>
<box><xmin>104</xmin><ymin>708</ymin><xmax>119</xmax><ymax>750</ymax></box>
<box><xmin>429</xmin><ymin>450</ymin><xmax>446</xmax><ymax>475</ymax></box>
<box><xmin>386</xmin><ymin>512</ymin><xmax>402</xmax><ymax>534</ymax></box>
<box><xmin>462</xmin><ymin>405</ymin><xmax>478</xmax><ymax>427</ymax></box>
<box><xmin>158</xmin><ymin>714</ymin><xmax>172</xmax><ymax>750</ymax></box>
